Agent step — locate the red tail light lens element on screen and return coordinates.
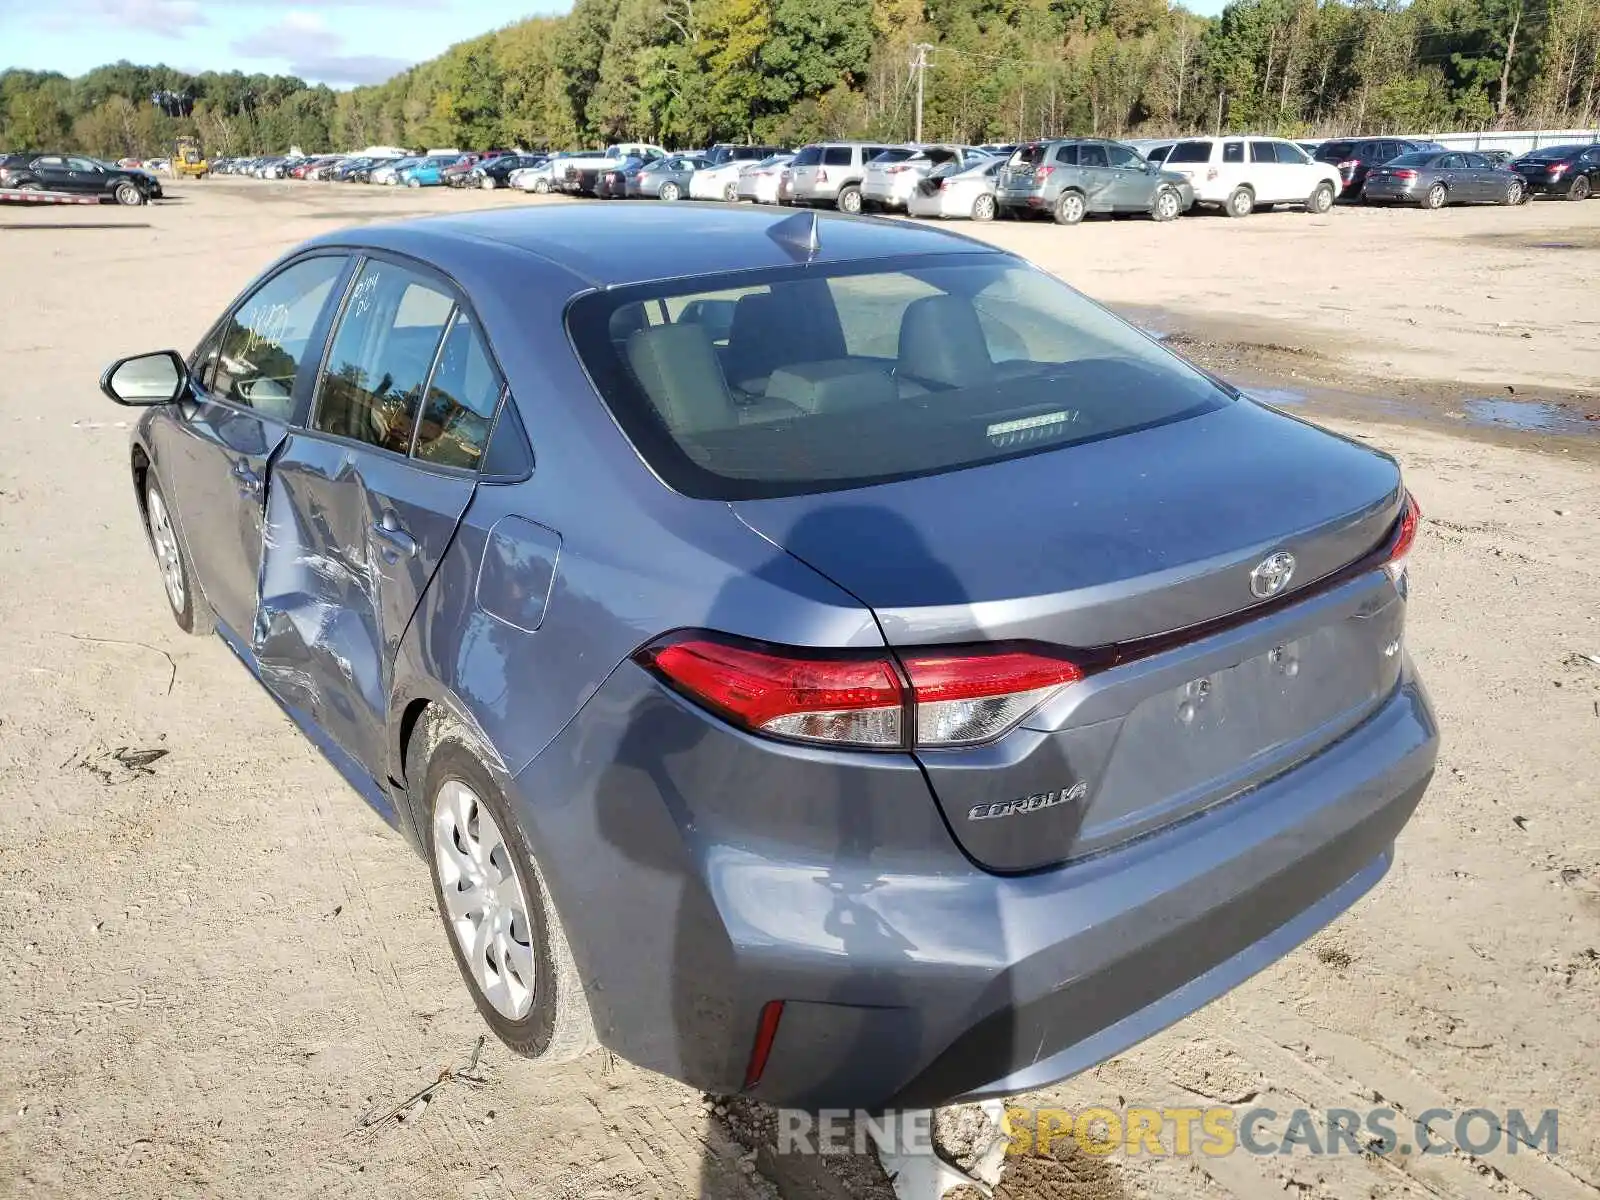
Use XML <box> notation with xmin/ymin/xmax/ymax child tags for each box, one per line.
<box><xmin>638</xmin><ymin>634</ymin><xmax>1086</xmax><ymax>749</ymax></box>
<box><xmin>1548</xmin><ymin>163</ymin><xmax>1568</xmax><ymax>178</ymax></box>
<box><xmin>904</xmin><ymin>649</ymin><xmax>1083</xmax><ymax>746</ymax></box>
<box><xmin>1338</xmin><ymin>159</ymin><xmax>1359</xmax><ymax>172</ymax></box>
<box><xmin>1393</xmin><ymin>169</ymin><xmax>1418</xmax><ymax>181</ymax></box>
<box><xmin>1386</xmin><ymin>491</ymin><xmax>1421</xmax><ymax>581</ymax></box>
<box><xmin>743</xmin><ymin>1000</ymin><xmax>784</xmax><ymax>1089</ymax></box>
<box><xmin>1036</xmin><ymin>166</ymin><xmax>1055</xmax><ymax>181</ymax></box>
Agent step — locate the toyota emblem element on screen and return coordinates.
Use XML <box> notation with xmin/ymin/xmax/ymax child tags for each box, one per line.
<box><xmin>1249</xmin><ymin>551</ymin><xmax>1297</xmax><ymax>599</ymax></box>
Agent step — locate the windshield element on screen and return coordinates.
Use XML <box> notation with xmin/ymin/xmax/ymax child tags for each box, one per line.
<box><xmin>567</xmin><ymin>254</ymin><xmax>1229</xmax><ymax>499</ymax></box>
<box><xmin>791</xmin><ymin>146</ymin><xmax>822</xmax><ymax>166</ymax></box>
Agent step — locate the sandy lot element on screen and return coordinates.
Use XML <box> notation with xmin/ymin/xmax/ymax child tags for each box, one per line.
<box><xmin>1</xmin><ymin>180</ymin><xmax>1597</xmax><ymax>1200</ymax></box>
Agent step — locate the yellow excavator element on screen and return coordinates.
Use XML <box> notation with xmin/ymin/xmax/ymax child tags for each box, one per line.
<box><xmin>172</xmin><ymin>135</ymin><xmax>209</xmax><ymax>179</ymax></box>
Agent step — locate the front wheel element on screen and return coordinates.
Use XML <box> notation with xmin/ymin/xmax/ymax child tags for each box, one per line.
<box><xmin>114</xmin><ymin>181</ymin><xmax>144</xmax><ymax>206</ymax></box>
<box><xmin>1306</xmin><ymin>181</ymin><xmax>1335</xmax><ymax>214</ymax></box>
<box><xmin>1053</xmin><ymin>190</ymin><xmax>1086</xmax><ymax>225</ymax></box>
<box><xmin>836</xmin><ymin>185</ymin><xmax>862</xmax><ymax>215</ymax></box>
<box><xmin>971</xmin><ymin>192</ymin><xmax>997</xmax><ymax>222</ymax></box>
<box><xmin>659</xmin><ymin>181</ymin><xmax>681</xmax><ymax>202</ymax></box>
<box><xmin>1424</xmin><ymin>182</ymin><xmax>1447</xmax><ymax>209</ymax></box>
<box><xmin>1224</xmin><ymin>186</ymin><xmax>1254</xmax><ymax>218</ymax></box>
<box><xmin>1151</xmin><ymin>186</ymin><xmax>1182</xmax><ymax>222</ymax></box>
<box><xmin>144</xmin><ymin>476</ymin><xmax>211</xmax><ymax>635</ymax></box>
<box><xmin>1567</xmin><ymin>174</ymin><xmax>1590</xmax><ymax>201</ymax></box>
<box><xmin>407</xmin><ymin>177</ymin><xmax>421</xmax><ymax>189</ymax></box>
<box><xmin>421</xmin><ymin>713</ymin><xmax>597</xmax><ymax>1062</ymax></box>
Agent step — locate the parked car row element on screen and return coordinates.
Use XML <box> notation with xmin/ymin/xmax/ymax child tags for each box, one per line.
<box><xmin>207</xmin><ymin>135</ymin><xmax>1600</xmax><ymax>221</ymax></box>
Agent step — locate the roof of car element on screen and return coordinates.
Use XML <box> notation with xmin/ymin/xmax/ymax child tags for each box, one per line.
<box><xmin>308</xmin><ymin>204</ymin><xmax>995</xmax><ymax>289</ymax></box>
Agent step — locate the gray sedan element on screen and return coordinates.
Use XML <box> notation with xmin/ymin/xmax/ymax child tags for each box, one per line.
<box><xmin>98</xmin><ymin>205</ymin><xmax>1435</xmax><ymax>1112</ymax></box>
<box><xmin>630</xmin><ymin>154</ymin><xmax>710</xmax><ymax>201</ymax></box>
<box><xmin>1362</xmin><ymin>150</ymin><xmax>1529</xmax><ymax>208</ymax></box>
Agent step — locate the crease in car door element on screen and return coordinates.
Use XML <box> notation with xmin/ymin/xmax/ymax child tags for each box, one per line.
<box><xmin>1076</xmin><ymin>143</ymin><xmax>1115</xmax><ymax>209</ymax></box>
<box><xmin>252</xmin><ymin>257</ymin><xmax>482</xmax><ymax>783</ymax></box>
<box><xmin>164</xmin><ymin>254</ymin><xmax>352</xmax><ymax>638</ymax></box>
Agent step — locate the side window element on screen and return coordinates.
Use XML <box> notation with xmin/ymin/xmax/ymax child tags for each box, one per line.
<box><xmin>1461</xmin><ymin>153</ymin><xmax>1488</xmax><ymax>168</ymax></box>
<box><xmin>33</xmin><ymin>156</ymin><xmax>64</xmax><ymax>168</ymax></box>
<box><xmin>1223</xmin><ymin>141</ymin><xmax>1245</xmax><ymax>164</ymax></box>
<box><xmin>313</xmin><ymin>260</ymin><xmax>455</xmax><ymax>455</ymax></box>
<box><xmin>1440</xmin><ymin>153</ymin><xmax>1464</xmax><ymax>169</ymax></box>
<box><xmin>210</xmin><ymin>255</ymin><xmax>346</xmax><ymax>418</ymax></box>
<box><xmin>1107</xmin><ymin>144</ymin><xmax>1142</xmax><ymax>169</ymax></box>
<box><xmin>1581</xmin><ymin>146</ymin><xmax>1600</xmax><ymax>162</ymax></box>
<box><xmin>1249</xmin><ymin>141</ymin><xmax>1277</xmax><ymax>163</ymax></box>
<box><xmin>68</xmin><ymin>157</ymin><xmax>99</xmax><ymax>171</ymax></box>
<box><xmin>822</xmin><ymin>146</ymin><xmax>852</xmax><ymax>166</ymax></box>
<box><xmin>1275</xmin><ymin>142</ymin><xmax>1309</xmax><ymax>164</ymax></box>
<box><xmin>1053</xmin><ymin>143</ymin><xmax>1079</xmax><ymax>166</ymax></box>
<box><xmin>414</xmin><ymin>310</ymin><xmax>504</xmax><ymax>470</ymax></box>
<box><xmin>1078</xmin><ymin>144</ymin><xmax>1108</xmax><ymax>168</ymax></box>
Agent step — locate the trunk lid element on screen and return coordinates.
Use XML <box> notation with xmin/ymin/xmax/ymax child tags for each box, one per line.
<box><xmin>732</xmin><ymin>400</ymin><xmax>1408</xmax><ymax>871</ymax></box>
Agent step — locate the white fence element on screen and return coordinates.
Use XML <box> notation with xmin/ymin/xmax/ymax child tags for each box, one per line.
<box><xmin>1404</xmin><ymin>128</ymin><xmax>1600</xmax><ymax>153</ymax></box>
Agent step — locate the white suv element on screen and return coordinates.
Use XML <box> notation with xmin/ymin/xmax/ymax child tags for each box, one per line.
<box><xmin>1162</xmin><ymin>136</ymin><xmax>1340</xmax><ymax>216</ymax></box>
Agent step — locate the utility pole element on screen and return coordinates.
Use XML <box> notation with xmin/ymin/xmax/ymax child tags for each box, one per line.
<box><xmin>912</xmin><ymin>44</ymin><xmax>933</xmax><ymax>143</ymax></box>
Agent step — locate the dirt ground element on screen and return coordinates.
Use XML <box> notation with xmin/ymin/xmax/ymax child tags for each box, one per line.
<box><xmin>1</xmin><ymin>180</ymin><xmax>1597</xmax><ymax>1200</ymax></box>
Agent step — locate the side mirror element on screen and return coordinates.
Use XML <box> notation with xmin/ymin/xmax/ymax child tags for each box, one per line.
<box><xmin>100</xmin><ymin>350</ymin><xmax>189</xmax><ymax>406</ymax></box>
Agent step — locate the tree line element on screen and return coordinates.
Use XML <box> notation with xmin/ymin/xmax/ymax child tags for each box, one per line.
<box><xmin>5</xmin><ymin>0</ymin><xmax>1599</xmax><ymax>161</ymax></box>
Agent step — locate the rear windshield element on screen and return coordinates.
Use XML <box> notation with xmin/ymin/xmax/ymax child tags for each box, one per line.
<box><xmin>868</xmin><ymin>148</ymin><xmax>917</xmax><ymax>164</ymax></box>
<box><xmin>1387</xmin><ymin>151</ymin><xmax>1437</xmax><ymax>167</ymax></box>
<box><xmin>567</xmin><ymin>255</ymin><xmax>1229</xmax><ymax>499</ymax></box>
<box><xmin>1526</xmin><ymin>144</ymin><xmax>1582</xmax><ymax>159</ymax></box>
<box><xmin>1315</xmin><ymin>141</ymin><xmax>1356</xmax><ymax>161</ymax></box>
<box><xmin>1011</xmin><ymin>144</ymin><xmax>1048</xmax><ymax>167</ymax></box>
<box><xmin>791</xmin><ymin>146</ymin><xmax>822</xmax><ymax>166</ymax></box>
<box><xmin>1166</xmin><ymin>141</ymin><xmax>1211</xmax><ymax>164</ymax></box>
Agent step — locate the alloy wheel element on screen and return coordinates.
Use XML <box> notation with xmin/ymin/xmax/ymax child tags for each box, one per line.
<box><xmin>660</xmin><ymin>181</ymin><xmax>680</xmax><ymax>201</ymax></box>
<box><xmin>972</xmin><ymin>193</ymin><xmax>996</xmax><ymax>221</ymax></box>
<box><xmin>1426</xmin><ymin>183</ymin><xmax>1446</xmax><ymax>209</ymax></box>
<box><xmin>432</xmin><ymin>779</ymin><xmax>536</xmax><ymax>1020</ymax></box>
<box><xmin>146</xmin><ymin>487</ymin><xmax>186</xmax><ymax>614</ymax></box>
<box><xmin>1570</xmin><ymin>175</ymin><xmax>1590</xmax><ymax>200</ymax></box>
<box><xmin>1155</xmin><ymin>188</ymin><xmax>1181</xmax><ymax>221</ymax></box>
<box><xmin>1506</xmin><ymin>181</ymin><xmax>1524</xmax><ymax>206</ymax></box>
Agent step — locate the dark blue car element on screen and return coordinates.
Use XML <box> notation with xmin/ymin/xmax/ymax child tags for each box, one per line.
<box><xmin>99</xmin><ymin>206</ymin><xmax>1437</xmax><ymax>1110</ymax></box>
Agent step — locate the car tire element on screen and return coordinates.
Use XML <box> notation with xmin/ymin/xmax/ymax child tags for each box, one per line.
<box><xmin>659</xmin><ymin>181</ymin><xmax>681</xmax><ymax>202</ymax></box>
<box><xmin>419</xmin><ymin>711</ymin><xmax>598</xmax><ymax>1063</ymax></box>
<box><xmin>1224</xmin><ymin>186</ymin><xmax>1254</xmax><ymax>218</ymax></box>
<box><xmin>532</xmin><ymin>178</ymin><xmax>550</xmax><ymax>194</ymax></box>
<box><xmin>1151</xmin><ymin>187</ymin><xmax>1182</xmax><ymax>222</ymax></box>
<box><xmin>15</xmin><ymin>180</ymin><xmax>42</xmax><ymax>191</ymax></box>
<box><xmin>481</xmin><ymin>175</ymin><xmax>496</xmax><ymax>190</ymax></box>
<box><xmin>1503</xmin><ymin>180</ymin><xmax>1525</xmax><ymax>206</ymax></box>
<box><xmin>971</xmin><ymin>193</ymin><xmax>997</xmax><ymax>222</ymax></box>
<box><xmin>1053</xmin><ymin>190</ymin><xmax>1086</xmax><ymax>225</ymax></box>
<box><xmin>1307</xmin><ymin>181</ymin><xmax>1335</xmax><ymax>214</ymax></box>
<box><xmin>143</xmin><ymin>474</ymin><xmax>212</xmax><ymax>636</ymax></box>
<box><xmin>1424</xmin><ymin>182</ymin><xmax>1447</xmax><ymax>209</ymax></box>
<box><xmin>114</xmin><ymin>181</ymin><xmax>144</xmax><ymax>206</ymax></box>
<box><xmin>407</xmin><ymin>177</ymin><xmax>421</xmax><ymax>188</ymax></box>
<box><xmin>1567</xmin><ymin>175</ymin><xmax>1590</xmax><ymax>201</ymax></box>
<box><xmin>837</xmin><ymin>185</ymin><xmax>862</xmax><ymax>215</ymax></box>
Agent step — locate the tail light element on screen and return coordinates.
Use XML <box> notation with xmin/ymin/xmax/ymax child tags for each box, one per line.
<box><xmin>1035</xmin><ymin>166</ymin><xmax>1055</xmax><ymax>181</ymax></box>
<box><xmin>1338</xmin><ymin>159</ymin><xmax>1359</xmax><ymax>173</ymax></box>
<box><xmin>637</xmin><ymin>633</ymin><xmax>1085</xmax><ymax>750</ymax></box>
<box><xmin>1548</xmin><ymin>163</ymin><xmax>1568</xmax><ymax>178</ymax></box>
<box><xmin>1385</xmin><ymin>491</ymin><xmax>1422</xmax><ymax>582</ymax></box>
<box><xmin>1392</xmin><ymin>169</ymin><xmax>1418</xmax><ymax>181</ymax></box>
<box><xmin>938</xmin><ymin>178</ymin><xmax>950</xmax><ymax>190</ymax></box>
<box><xmin>886</xmin><ymin>164</ymin><xmax>911</xmax><ymax>174</ymax></box>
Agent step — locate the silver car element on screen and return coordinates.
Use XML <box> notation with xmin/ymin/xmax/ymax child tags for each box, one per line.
<box><xmin>786</xmin><ymin>141</ymin><xmax>909</xmax><ymax>213</ymax></box>
<box><xmin>861</xmin><ymin>145</ymin><xmax>994</xmax><ymax>212</ymax></box>
<box><xmin>906</xmin><ymin>156</ymin><xmax>1006</xmax><ymax>221</ymax></box>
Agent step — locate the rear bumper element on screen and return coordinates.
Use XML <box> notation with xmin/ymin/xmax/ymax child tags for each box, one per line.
<box><xmin>510</xmin><ymin>658</ymin><xmax>1437</xmax><ymax>1110</ymax></box>
<box><xmin>996</xmin><ymin>186</ymin><xmax>1050</xmax><ymax>208</ymax></box>
<box><xmin>861</xmin><ymin>179</ymin><xmax>913</xmax><ymax>208</ymax></box>
<box><xmin>1362</xmin><ymin>182</ymin><xmax>1420</xmax><ymax>202</ymax></box>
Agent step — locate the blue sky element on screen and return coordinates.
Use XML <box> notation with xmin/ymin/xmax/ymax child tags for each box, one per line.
<box><xmin>1</xmin><ymin>0</ymin><xmax>1230</xmax><ymax>88</ymax></box>
<box><xmin>0</xmin><ymin>0</ymin><xmax>563</xmax><ymax>86</ymax></box>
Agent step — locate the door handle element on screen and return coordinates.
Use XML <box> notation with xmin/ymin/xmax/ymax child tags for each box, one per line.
<box><xmin>370</xmin><ymin>517</ymin><xmax>418</xmax><ymax>560</ymax></box>
<box><xmin>230</xmin><ymin>460</ymin><xmax>262</xmax><ymax>497</ymax></box>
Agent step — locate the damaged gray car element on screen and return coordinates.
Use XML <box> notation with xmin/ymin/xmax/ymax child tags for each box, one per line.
<box><xmin>100</xmin><ymin>204</ymin><xmax>1438</xmax><ymax>1113</ymax></box>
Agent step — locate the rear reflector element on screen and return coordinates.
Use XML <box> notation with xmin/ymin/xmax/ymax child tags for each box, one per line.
<box><xmin>1386</xmin><ymin>491</ymin><xmax>1421</xmax><ymax>581</ymax></box>
<box><xmin>638</xmin><ymin>633</ymin><xmax>1086</xmax><ymax>750</ymax></box>
<box><xmin>744</xmin><ymin>1000</ymin><xmax>785</xmax><ymax>1090</ymax></box>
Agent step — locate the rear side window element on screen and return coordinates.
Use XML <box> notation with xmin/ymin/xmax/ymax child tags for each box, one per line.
<box><xmin>1316</xmin><ymin>141</ymin><xmax>1355</xmax><ymax>161</ymax></box>
<box><xmin>1461</xmin><ymin>153</ymin><xmax>1489</xmax><ymax>168</ymax></box>
<box><xmin>1078</xmin><ymin>144</ymin><xmax>1108</xmax><ymax>167</ymax></box>
<box><xmin>1249</xmin><ymin>141</ymin><xmax>1277</xmax><ymax>163</ymax></box>
<box><xmin>1274</xmin><ymin>143</ymin><xmax>1308</xmax><ymax>164</ymax></box>
<box><xmin>1053</xmin><ymin>143</ymin><xmax>1079</xmax><ymax>165</ymax></box>
<box><xmin>1166</xmin><ymin>141</ymin><xmax>1211</xmax><ymax>164</ymax></box>
<box><xmin>414</xmin><ymin>310</ymin><xmax>503</xmax><ymax>469</ymax></box>
<box><xmin>1223</xmin><ymin>141</ymin><xmax>1245</xmax><ymax>163</ymax></box>
<box><xmin>1146</xmin><ymin>145</ymin><xmax>1172</xmax><ymax>163</ymax></box>
<box><xmin>822</xmin><ymin>146</ymin><xmax>852</xmax><ymax>166</ymax></box>
<box><xmin>314</xmin><ymin>260</ymin><xmax>455</xmax><ymax>455</ymax></box>
<box><xmin>870</xmin><ymin>148</ymin><xmax>916</xmax><ymax>164</ymax></box>
<box><xmin>791</xmin><ymin>146</ymin><xmax>822</xmax><ymax>166</ymax></box>
<box><xmin>1440</xmin><ymin>153</ymin><xmax>1465</xmax><ymax>169</ymax></box>
<box><xmin>567</xmin><ymin>255</ymin><xmax>1229</xmax><ymax>500</ymax></box>
<box><xmin>209</xmin><ymin>255</ymin><xmax>346</xmax><ymax>418</ymax></box>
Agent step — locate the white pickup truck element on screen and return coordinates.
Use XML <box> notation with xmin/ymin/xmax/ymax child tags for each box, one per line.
<box><xmin>555</xmin><ymin>144</ymin><xmax>667</xmax><ymax>196</ymax></box>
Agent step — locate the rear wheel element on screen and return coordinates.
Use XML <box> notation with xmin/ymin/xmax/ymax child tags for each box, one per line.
<box><xmin>1224</xmin><ymin>186</ymin><xmax>1254</xmax><ymax>218</ymax></box>
<box><xmin>1151</xmin><ymin>186</ymin><xmax>1182</xmax><ymax>222</ymax></box>
<box><xmin>15</xmin><ymin>180</ymin><xmax>42</xmax><ymax>191</ymax></box>
<box><xmin>1053</xmin><ymin>190</ymin><xmax>1086</xmax><ymax>225</ymax></box>
<box><xmin>971</xmin><ymin>192</ymin><xmax>997</xmax><ymax>222</ymax></box>
<box><xmin>114</xmin><ymin>180</ymin><xmax>144</xmax><ymax>206</ymax></box>
<box><xmin>420</xmin><ymin>712</ymin><xmax>596</xmax><ymax>1062</ymax></box>
<box><xmin>481</xmin><ymin>174</ymin><xmax>496</xmax><ymax>190</ymax></box>
<box><xmin>1567</xmin><ymin>174</ymin><xmax>1590</xmax><ymax>201</ymax></box>
<box><xmin>532</xmin><ymin>177</ymin><xmax>549</xmax><ymax>194</ymax></box>
<box><xmin>1503</xmin><ymin>179</ymin><xmax>1525</xmax><ymax>206</ymax></box>
<box><xmin>659</xmin><ymin>181</ymin><xmax>681</xmax><ymax>202</ymax></box>
<box><xmin>1306</xmin><ymin>181</ymin><xmax>1335</xmax><ymax>214</ymax></box>
<box><xmin>1423</xmin><ymin>182</ymin><xmax>1447</xmax><ymax>209</ymax></box>
<box><xmin>837</xmin><ymin>184</ymin><xmax>862</xmax><ymax>214</ymax></box>
<box><xmin>407</xmin><ymin>177</ymin><xmax>421</xmax><ymax>188</ymax></box>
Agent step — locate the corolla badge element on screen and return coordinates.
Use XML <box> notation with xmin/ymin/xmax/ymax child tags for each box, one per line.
<box><xmin>968</xmin><ymin>781</ymin><xmax>1089</xmax><ymax>822</ymax></box>
<box><xmin>1249</xmin><ymin>551</ymin><xmax>1297</xmax><ymax>599</ymax></box>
